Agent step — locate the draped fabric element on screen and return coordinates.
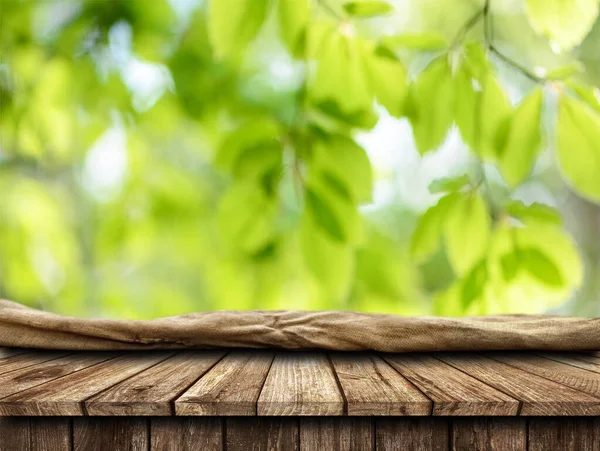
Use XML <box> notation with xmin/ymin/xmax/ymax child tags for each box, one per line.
<box><xmin>1</xmin><ymin>299</ymin><xmax>598</xmax><ymax>352</ymax></box>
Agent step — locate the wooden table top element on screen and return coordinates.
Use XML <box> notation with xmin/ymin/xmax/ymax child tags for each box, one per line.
<box><xmin>0</xmin><ymin>348</ymin><xmax>599</xmax><ymax>417</ymax></box>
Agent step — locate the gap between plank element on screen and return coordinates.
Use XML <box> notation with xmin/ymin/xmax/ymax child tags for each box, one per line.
<box><xmin>431</xmin><ymin>353</ymin><xmax>523</xmax><ymax>416</ymax></box>
<box><xmin>485</xmin><ymin>354</ymin><xmax>600</xmax><ymax>401</ymax></box>
<box><xmin>255</xmin><ymin>351</ymin><xmax>277</xmax><ymax>416</ymax></box>
<box><xmin>0</xmin><ymin>353</ymin><xmax>123</xmax><ymax>402</ymax></box>
<box><xmin>326</xmin><ymin>353</ymin><xmax>348</xmax><ymax>416</ymax></box>
<box><xmin>379</xmin><ymin>355</ymin><xmax>436</xmax><ymax>416</ymax></box>
<box><xmin>79</xmin><ymin>352</ymin><xmax>179</xmax><ymax>415</ymax></box>
<box><xmin>168</xmin><ymin>350</ymin><xmax>230</xmax><ymax>416</ymax></box>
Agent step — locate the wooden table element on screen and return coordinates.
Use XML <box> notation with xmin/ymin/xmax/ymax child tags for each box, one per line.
<box><xmin>0</xmin><ymin>348</ymin><xmax>599</xmax><ymax>450</ymax></box>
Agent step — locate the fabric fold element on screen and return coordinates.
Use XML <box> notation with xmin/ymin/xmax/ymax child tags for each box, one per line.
<box><xmin>0</xmin><ymin>299</ymin><xmax>599</xmax><ymax>352</ymax></box>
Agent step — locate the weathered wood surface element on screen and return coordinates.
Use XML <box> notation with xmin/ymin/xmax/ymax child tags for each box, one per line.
<box><xmin>257</xmin><ymin>352</ymin><xmax>344</xmax><ymax>415</ymax></box>
<box><xmin>1</xmin><ymin>417</ymin><xmax>599</xmax><ymax>450</ymax></box>
<box><xmin>0</xmin><ymin>348</ymin><xmax>599</xmax><ymax>417</ymax></box>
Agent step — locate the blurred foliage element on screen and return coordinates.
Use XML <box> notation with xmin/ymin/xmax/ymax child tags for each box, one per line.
<box><xmin>0</xmin><ymin>0</ymin><xmax>599</xmax><ymax>319</ymax></box>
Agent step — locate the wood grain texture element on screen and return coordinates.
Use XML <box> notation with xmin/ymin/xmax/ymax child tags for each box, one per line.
<box><xmin>451</xmin><ymin>418</ymin><xmax>526</xmax><ymax>451</ymax></box>
<box><xmin>0</xmin><ymin>352</ymin><xmax>172</xmax><ymax>415</ymax></box>
<box><xmin>226</xmin><ymin>418</ymin><xmax>298</xmax><ymax>451</ymax></box>
<box><xmin>528</xmin><ymin>418</ymin><xmax>599</xmax><ymax>451</ymax></box>
<box><xmin>492</xmin><ymin>352</ymin><xmax>600</xmax><ymax>397</ymax></box>
<box><xmin>0</xmin><ymin>348</ymin><xmax>28</xmax><ymax>360</ymax></box>
<box><xmin>150</xmin><ymin>417</ymin><xmax>222</xmax><ymax>451</ymax></box>
<box><xmin>176</xmin><ymin>351</ymin><xmax>273</xmax><ymax>416</ymax></box>
<box><xmin>384</xmin><ymin>354</ymin><xmax>519</xmax><ymax>416</ymax></box>
<box><xmin>73</xmin><ymin>418</ymin><xmax>148</xmax><ymax>451</ymax></box>
<box><xmin>300</xmin><ymin>418</ymin><xmax>373</xmax><ymax>451</ymax></box>
<box><xmin>86</xmin><ymin>351</ymin><xmax>225</xmax><ymax>416</ymax></box>
<box><xmin>257</xmin><ymin>352</ymin><xmax>343</xmax><ymax>416</ymax></box>
<box><xmin>330</xmin><ymin>353</ymin><xmax>431</xmax><ymax>416</ymax></box>
<box><xmin>0</xmin><ymin>352</ymin><xmax>117</xmax><ymax>399</ymax></box>
<box><xmin>0</xmin><ymin>352</ymin><xmax>69</xmax><ymax>376</ymax></box>
<box><xmin>538</xmin><ymin>352</ymin><xmax>600</xmax><ymax>374</ymax></box>
<box><xmin>375</xmin><ymin>418</ymin><xmax>448</xmax><ymax>451</ymax></box>
<box><xmin>0</xmin><ymin>417</ymin><xmax>71</xmax><ymax>451</ymax></box>
<box><xmin>437</xmin><ymin>353</ymin><xmax>600</xmax><ymax>416</ymax></box>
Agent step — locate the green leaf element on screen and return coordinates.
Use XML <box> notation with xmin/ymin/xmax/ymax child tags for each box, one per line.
<box><xmin>300</xmin><ymin>216</ymin><xmax>355</xmax><ymax>301</ymax></box>
<box><xmin>208</xmin><ymin>0</ymin><xmax>270</xmax><ymax>59</ymax></box>
<box><xmin>506</xmin><ymin>200</ymin><xmax>562</xmax><ymax>225</ymax></box>
<box><xmin>410</xmin><ymin>193</ymin><xmax>459</xmax><ymax>263</ymax></box>
<box><xmin>343</xmin><ymin>1</ymin><xmax>393</xmax><ymax>17</ymax></box>
<box><xmin>500</xmin><ymin>252</ymin><xmax>520</xmax><ymax>282</ymax></box>
<box><xmin>461</xmin><ymin>260</ymin><xmax>488</xmax><ymax>309</ymax></box>
<box><xmin>312</xmin><ymin>135</ymin><xmax>373</xmax><ymax>203</ymax></box>
<box><xmin>518</xmin><ymin>247</ymin><xmax>563</xmax><ymax>287</ymax></box>
<box><xmin>218</xmin><ymin>182</ymin><xmax>275</xmax><ymax>253</ymax></box>
<box><xmin>454</xmin><ymin>51</ymin><xmax>512</xmax><ymax>159</ymax></box>
<box><xmin>525</xmin><ymin>0</ymin><xmax>599</xmax><ymax>51</ymax></box>
<box><xmin>278</xmin><ymin>0</ymin><xmax>310</xmax><ymax>57</ymax></box>
<box><xmin>444</xmin><ymin>193</ymin><xmax>490</xmax><ymax>275</ymax></box>
<box><xmin>557</xmin><ymin>95</ymin><xmax>600</xmax><ymax>202</ymax></box>
<box><xmin>428</xmin><ymin>174</ymin><xmax>470</xmax><ymax>194</ymax></box>
<box><xmin>304</xmin><ymin>173</ymin><xmax>363</xmax><ymax>244</ymax></box>
<box><xmin>310</xmin><ymin>33</ymin><xmax>376</xmax><ymax>129</ymax></box>
<box><xmin>498</xmin><ymin>88</ymin><xmax>543</xmax><ymax>187</ymax></box>
<box><xmin>305</xmin><ymin>187</ymin><xmax>345</xmax><ymax>242</ymax></box>
<box><xmin>406</xmin><ymin>56</ymin><xmax>454</xmax><ymax>154</ymax></box>
<box><xmin>566</xmin><ymin>81</ymin><xmax>600</xmax><ymax>113</ymax></box>
<box><xmin>214</xmin><ymin>119</ymin><xmax>281</xmax><ymax>173</ymax></box>
<box><xmin>381</xmin><ymin>32</ymin><xmax>448</xmax><ymax>50</ymax></box>
<box><xmin>363</xmin><ymin>44</ymin><xmax>407</xmax><ymax>117</ymax></box>
<box><xmin>546</xmin><ymin>62</ymin><xmax>585</xmax><ymax>80</ymax></box>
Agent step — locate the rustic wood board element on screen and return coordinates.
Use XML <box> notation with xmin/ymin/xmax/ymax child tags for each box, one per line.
<box><xmin>176</xmin><ymin>350</ymin><xmax>274</xmax><ymax>416</ymax></box>
<box><xmin>0</xmin><ymin>353</ymin><xmax>173</xmax><ymax>415</ymax></box>
<box><xmin>491</xmin><ymin>352</ymin><xmax>600</xmax><ymax>398</ymax></box>
<box><xmin>451</xmin><ymin>418</ymin><xmax>526</xmax><ymax>451</ymax></box>
<box><xmin>86</xmin><ymin>351</ymin><xmax>225</xmax><ymax>416</ymax></box>
<box><xmin>257</xmin><ymin>352</ymin><xmax>344</xmax><ymax>416</ymax></box>
<box><xmin>151</xmin><ymin>417</ymin><xmax>222</xmax><ymax>451</ymax></box>
<box><xmin>0</xmin><ymin>351</ymin><xmax>69</xmax><ymax>376</ymax></box>
<box><xmin>300</xmin><ymin>418</ymin><xmax>372</xmax><ymax>451</ymax></box>
<box><xmin>330</xmin><ymin>353</ymin><xmax>431</xmax><ymax>416</ymax></box>
<box><xmin>375</xmin><ymin>418</ymin><xmax>449</xmax><ymax>451</ymax></box>
<box><xmin>0</xmin><ymin>353</ymin><xmax>118</xmax><ymax>400</ymax></box>
<box><xmin>384</xmin><ymin>354</ymin><xmax>519</xmax><ymax>416</ymax></box>
<box><xmin>0</xmin><ymin>348</ymin><xmax>599</xmax><ymax>418</ymax></box>
<box><xmin>73</xmin><ymin>418</ymin><xmax>148</xmax><ymax>451</ymax></box>
<box><xmin>538</xmin><ymin>352</ymin><xmax>600</xmax><ymax>374</ymax></box>
<box><xmin>437</xmin><ymin>353</ymin><xmax>600</xmax><ymax>416</ymax></box>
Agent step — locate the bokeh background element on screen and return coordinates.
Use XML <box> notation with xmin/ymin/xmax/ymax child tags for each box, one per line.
<box><xmin>1</xmin><ymin>0</ymin><xmax>599</xmax><ymax>319</ymax></box>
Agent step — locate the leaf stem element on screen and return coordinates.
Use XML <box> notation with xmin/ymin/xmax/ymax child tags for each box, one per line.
<box><xmin>316</xmin><ymin>0</ymin><xmax>343</xmax><ymax>20</ymax></box>
<box><xmin>450</xmin><ymin>9</ymin><xmax>484</xmax><ymax>49</ymax></box>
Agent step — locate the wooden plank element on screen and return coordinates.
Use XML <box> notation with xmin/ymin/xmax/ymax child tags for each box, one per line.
<box><xmin>375</xmin><ymin>418</ymin><xmax>448</xmax><ymax>451</ymax></box>
<box><xmin>451</xmin><ymin>418</ymin><xmax>526</xmax><ymax>451</ymax></box>
<box><xmin>86</xmin><ymin>351</ymin><xmax>225</xmax><ymax>416</ymax></box>
<box><xmin>150</xmin><ymin>418</ymin><xmax>222</xmax><ymax>451</ymax></box>
<box><xmin>384</xmin><ymin>354</ymin><xmax>519</xmax><ymax>416</ymax></box>
<box><xmin>0</xmin><ymin>417</ymin><xmax>71</xmax><ymax>451</ymax></box>
<box><xmin>437</xmin><ymin>353</ymin><xmax>600</xmax><ymax>416</ymax></box>
<box><xmin>491</xmin><ymin>352</ymin><xmax>600</xmax><ymax>397</ymax></box>
<box><xmin>73</xmin><ymin>418</ymin><xmax>148</xmax><ymax>451</ymax></box>
<box><xmin>538</xmin><ymin>352</ymin><xmax>600</xmax><ymax>374</ymax></box>
<box><xmin>0</xmin><ymin>348</ymin><xmax>28</xmax><ymax>360</ymax></box>
<box><xmin>0</xmin><ymin>351</ymin><xmax>70</xmax><ymax>376</ymax></box>
<box><xmin>0</xmin><ymin>353</ymin><xmax>118</xmax><ymax>399</ymax></box>
<box><xmin>0</xmin><ymin>352</ymin><xmax>173</xmax><ymax>415</ymax></box>
<box><xmin>226</xmin><ymin>418</ymin><xmax>298</xmax><ymax>451</ymax></box>
<box><xmin>257</xmin><ymin>352</ymin><xmax>343</xmax><ymax>416</ymax></box>
<box><xmin>176</xmin><ymin>351</ymin><xmax>273</xmax><ymax>416</ymax></box>
<box><xmin>300</xmin><ymin>418</ymin><xmax>373</xmax><ymax>451</ymax></box>
<box><xmin>528</xmin><ymin>418</ymin><xmax>598</xmax><ymax>451</ymax></box>
<box><xmin>331</xmin><ymin>353</ymin><xmax>431</xmax><ymax>416</ymax></box>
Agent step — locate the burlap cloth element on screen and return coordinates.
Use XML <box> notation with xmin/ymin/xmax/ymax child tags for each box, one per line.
<box><xmin>0</xmin><ymin>299</ymin><xmax>599</xmax><ymax>351</ymax></box>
